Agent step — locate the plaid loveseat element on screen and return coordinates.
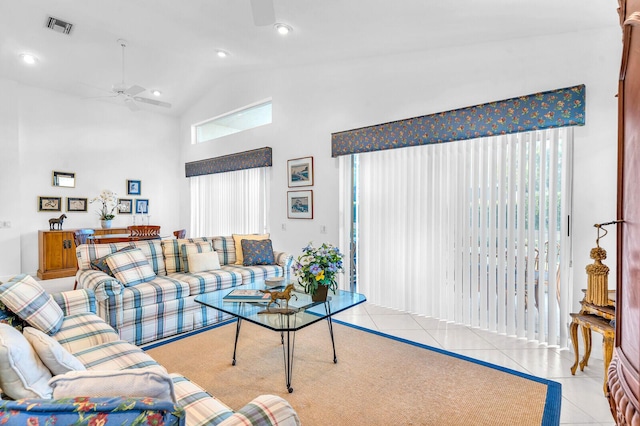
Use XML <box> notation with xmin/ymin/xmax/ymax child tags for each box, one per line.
<box><xmin>0</xmin><ymin>277</ymin><xmax>300</xmax><ymax>426</ymax></box>
<box><xmin>75</xmin><ymin>236</ymin><xmax>293</xmax><ymax>345</ymax></box>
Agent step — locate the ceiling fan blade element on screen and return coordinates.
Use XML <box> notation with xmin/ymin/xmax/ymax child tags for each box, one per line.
<box><xmin>250</xmin><ymin>0</ymin><xmax>275</xmax><ymax>26</ymax></box>
<box><xmin>125</xmin><ymin>98</ymin><xmax>140</xmax><ymax>112</ymax></box>
<box><xmin>83</xmin><ymin>94</ymin><xmax>120</xmax><ymax>100</ymax></box>
<box><xmin>133</xmin><ymin>96</ymin><xmax>172</xmax><ymax>108</ymax></box>
<box><xmin>125</xmin><ymin>85</ymin><xmax>145</xmax><ymax>96</ymax></box>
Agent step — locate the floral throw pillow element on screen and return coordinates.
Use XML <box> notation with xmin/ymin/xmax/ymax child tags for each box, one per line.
<box><xmin>241</xmin><ymin>239</ymin><xmax>275</xmax><ymax>266</ymax></box>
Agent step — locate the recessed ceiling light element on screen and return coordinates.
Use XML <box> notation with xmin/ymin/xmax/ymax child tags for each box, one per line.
<box><xmin>20</xmin><ymin>53</ymin><xmax>38</xmax><ymax>65</ymax></box>
<box><xmin>216</xmin><ymin>49</ymin><xmax>229</xmax><ymax>58</ymax></box>
<box><xmin>151</xmin><ymin>90</ymin><xmax>162</xmax><ymax>97</ymax></box>
<box><xmin>274</xmin><ymin>23</ymin><xmax>293</xmax><ymax>35</ymax></box>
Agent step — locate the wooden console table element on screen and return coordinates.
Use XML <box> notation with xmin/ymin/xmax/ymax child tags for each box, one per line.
<box><xmin>569</xmin><ymin>290</ymin><xmax>615</xmax><ymax>396</ymax></box>
<box><xmin>37</xmin><ymin>228</ymin><xmax>128</xmax><ymax>280</ymax></box>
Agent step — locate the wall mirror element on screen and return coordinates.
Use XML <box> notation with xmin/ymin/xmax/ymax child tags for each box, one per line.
<box><xmin>52</xmin><ymin>171</ymin><xmax>75</xmax><ymax>188</ymax></box>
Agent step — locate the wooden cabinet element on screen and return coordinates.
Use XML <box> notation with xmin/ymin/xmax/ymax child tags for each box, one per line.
<box><xmin>37</xmin><ymin>228</ymin><xmax>128</xmax><ymax>280</ymax></box>
<box><xmin>608</xmin><ymin>1</ymin><xmax>640</xmax><ymax>423</ymax></box>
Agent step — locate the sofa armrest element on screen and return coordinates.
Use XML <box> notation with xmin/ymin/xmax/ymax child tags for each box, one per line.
<box><xmin>76</xmin><ymin>270</ymin><xmax>124</xmax><ymax>302</ymax></box>
<box><xmin>273</xmin><ymin>252</ymin><xmax>294</xmax><ymax>282</ymax></box>
<box><xmin>0</xmin><ymin>396</ymin><xmax>185</xmax><ymax>425</ymax></box>
<box><xmin>52</xmin><ymin>289</ymin><xmax>97</xmax><ymax>316</ymax></box>
<box><xmin>217</xmin><ymin>394</ymin><xmax>300</xmax><ymax>426</ymax></box>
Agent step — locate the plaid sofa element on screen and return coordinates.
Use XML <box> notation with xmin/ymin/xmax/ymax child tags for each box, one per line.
<box><xmin>0</xmin><ymin>284</ymin><xmax>300</xmax><ymax>426</ymax></box>
<box><xmin>75</xmin><ymin>237</ymin><xmax>293</xmax><ymax>346</ymax></box>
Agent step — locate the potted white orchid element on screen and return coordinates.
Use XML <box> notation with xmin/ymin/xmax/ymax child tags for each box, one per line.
<box><xmin>90</xmin><ymin>190</ymin><xmax>121</xmax><ymax>228</ymax></box>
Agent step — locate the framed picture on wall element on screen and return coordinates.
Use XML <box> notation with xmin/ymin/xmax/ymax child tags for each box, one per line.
<box><xmin>38</xmin><ymin>196</ymin><xmax>62</xmax><ymax>212</ymax></box>
<box><xmin>66</xmin><ymin>197</ymin><xmax>88</xmax><ymax>212</ymax></box>
<box><xmin>135</xmin><ymin>199</ymin><xmax>149</xmax><ymax>214</ymax></box>
<box><xmin>287</xmin><ymin>190</ymin><xmax>313</xmax><ymax>219</ymax></box>
<box><xmin>127</xmin><ymin>180</ymin><xmax>141</xmax><ymax>195</ymax></box>
<box><xmin>118</xmin><ymin>199</ymin><xmax>132</xmax><ymax>214</ymax></box>
<box><xmin>287</xmin><ymin>156</ymin><xmax>314</xmax><ymax>187</ymax></box>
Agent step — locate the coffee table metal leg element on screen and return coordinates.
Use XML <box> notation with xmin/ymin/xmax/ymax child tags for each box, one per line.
<box><xmin>232</xmin><ymin>318</ymin><xmax>242</xmax><ymax>366</ymax></box>
<box><xmin>324</xmin><ymin>302</ymin><xmax>338</xmax><ymax>363</ymax></box>
<box><xmin>282</xmin><ymin>330</ymin><xmax>296</xmax><ymax>393</ymax></box>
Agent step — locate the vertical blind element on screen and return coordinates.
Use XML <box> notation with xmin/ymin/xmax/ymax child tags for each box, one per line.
<box><xmin>351</xmin><ymin>128</ymin><xmax>572</xmax><ymax>346</ymax></box>
<box><xmin>189</xmin><ymin>167</ymin><xmax>269</xmax><ymax>237</ymax></box>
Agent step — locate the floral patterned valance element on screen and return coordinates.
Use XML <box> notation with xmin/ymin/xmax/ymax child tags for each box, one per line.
<box><xmin>185</xmin><ymin>147</ymin><xmax>272</xmax><ymax>177</ymax></box>
<box><xmin>331</xmin><ymin>85</ymin><xmax>585</xmax><ymax>157</ymax></box>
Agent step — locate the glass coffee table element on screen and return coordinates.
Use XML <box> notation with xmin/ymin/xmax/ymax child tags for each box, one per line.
<box><xmin>195</xmin><ymin>281</ymin><xmax>366</xmax><ymax>393</ymax></box>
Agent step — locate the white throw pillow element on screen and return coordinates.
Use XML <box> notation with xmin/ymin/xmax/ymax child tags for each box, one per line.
<box><xmin>49</xmin><ymin>368</ymin><xmax>176</xmax><ymax>403</ymax></box>
<box><xmin>23</xmin><ymin>327</ymin><xmax>86</xmax><ymax>375</ymax></box>
<box><xmin>0</xmin><ymin>323</ymin><xmax>52</xmax><ymax>399</ymax></box>
<box><xmin>187</xmin><ymin>251</ymin><xmax>221</xmax><ymax>273</ymax></box>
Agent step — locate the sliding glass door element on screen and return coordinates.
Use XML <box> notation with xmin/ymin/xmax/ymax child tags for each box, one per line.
<box><xmin>344</xmin><ymin>128</ymin><xmax>572</xmax><ymax>346</ymax></box>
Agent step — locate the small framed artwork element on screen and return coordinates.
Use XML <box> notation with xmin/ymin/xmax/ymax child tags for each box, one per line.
<box><xmin>66</xmin><ymin>197</ymin><xmax>88</xmax><ymax>212</ymax></box>
<box><xmin>38</xmin><ymin>196</ymin><xmax>62</xmax><ymax>212</ymax></box>
<box><xmin>135</xmin><ymin>199</ymin><xmax>149</xmax><ymax>214</ymax></box>
<box><xmin>52</xmin><ymin>171</ymin><xmax>75</xmax><ymax>188</ymax></box>
<box><xmin>287</xmin><ymin>190</ymin><xmax>313</xmax><ymax>219</ymax></box>
<box><xmin>118</xmin><ymin>198</ymin><xmax>133</xmax><ymax>214</ymax></box>
<box><xmin>287</xmin><ymin>156</ymin><xmax>314</xmax><ymax>187</ymax></box>
<box><xmin>127</xmin><ymin>180</ymin><xmax>141</xmax><ymax>195</ymax></box>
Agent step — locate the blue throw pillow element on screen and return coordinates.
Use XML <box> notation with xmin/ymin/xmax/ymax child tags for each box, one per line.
<box><xmin>241</xmin><ymin>239</ymin><xmax>275</xmax><ymax>266</ymax></box>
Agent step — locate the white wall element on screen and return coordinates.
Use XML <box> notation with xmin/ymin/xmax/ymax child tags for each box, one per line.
<box><xmin>0</xmin><ymin>81</ymin><xmax>181</xmax><ymax>280</ymax></box>
<box><xmin>179</xmin><ymin>26</ymin><xmax>621</xmax><ymax>312</ymax></box>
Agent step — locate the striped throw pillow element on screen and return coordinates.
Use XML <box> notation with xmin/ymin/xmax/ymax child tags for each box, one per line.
<box><xmin>105</xmin><ymin>248</ymin><xmax>156</xmax><ymax>287</ymax></box>
<box><xmin>0</xmin><ymin>274</ymin><xmax>64</xmax><ymax>335</ymax></box>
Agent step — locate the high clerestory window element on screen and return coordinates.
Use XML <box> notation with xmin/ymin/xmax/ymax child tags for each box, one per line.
<box><xmin>192</xmin><ymin>100</ymin><xmax>272</xmax><ymax>144</ymax></box>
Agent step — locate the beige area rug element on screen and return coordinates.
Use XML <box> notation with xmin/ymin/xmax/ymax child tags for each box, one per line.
<box><xmin>146</xmin><ymin>320</ymin><xmax>560</xmax><ymax>425</ymax></box>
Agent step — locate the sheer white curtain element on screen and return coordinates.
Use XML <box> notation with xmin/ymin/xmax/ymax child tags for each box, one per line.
<box><xmin>346</xmin><ymin>128</ymin><xmax>572</xmax><ymax>346</ymax></box>
<box><xmin>189</xmin><ymin>167</ymin><xmax>269</xmax><ymax>236</ymax></box>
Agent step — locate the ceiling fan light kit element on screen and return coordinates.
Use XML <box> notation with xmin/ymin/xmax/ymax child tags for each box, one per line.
<box><xmin>94</xmin><ymin>39</ymin><xmax>171</xmax><ymax>111</ymax></box>
<box><xmin>274</xmin><ymin>23</ymin><xmax>293</xmax><ymax>35</ymax></box>
<box><xmin>20</xmin><ymin>53</ymin><xmax>38</xmax><ymax>65</ymax></box>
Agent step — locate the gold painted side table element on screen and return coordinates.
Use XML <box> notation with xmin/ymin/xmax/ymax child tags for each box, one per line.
<box><xmin>569</xmin><ymin>293</ymin><xmax>615</xmax><ymax>396</ymax></box>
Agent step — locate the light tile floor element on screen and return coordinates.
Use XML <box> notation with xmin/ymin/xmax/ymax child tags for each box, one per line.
<box><xmin>45</xmin><ymin>277</ymin><xmax>612</xmax><ymax>425</ymax></box>
<box><xmin>333</xmin><ymin>302</ymin><xmax>614</xmax><ymax>426</ymax></box>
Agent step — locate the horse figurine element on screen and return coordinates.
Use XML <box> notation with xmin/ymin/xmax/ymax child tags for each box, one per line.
<box><xmin>49</xmin><ymin>214</ymin><xmax>67</xmax><ymax>230</ymax></box>
<box><xmin>260</xmin><ymin>283</ymin><xmax>298</xmax><ymax>310</ymax></box>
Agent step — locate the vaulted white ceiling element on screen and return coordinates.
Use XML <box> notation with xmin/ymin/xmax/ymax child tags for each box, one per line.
<box><xmin>0</xmin><ymin>0</ymin><xmax>618</xmax><ymax>116</ymax></box>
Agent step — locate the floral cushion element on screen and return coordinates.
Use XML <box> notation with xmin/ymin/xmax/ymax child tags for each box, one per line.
<box><xmin>232</xmin><ymin>233</ymin><xmax>270</xmax><ymax>265</ymax></box>
<box><xmin>0</xmin><ymin>300</ymin><xmax>26</xmax><ymax>332</ymax></box>
<box><xmin>241</xmin><ymin>239</ymin><xmax>275</xmax><ymax>266</ymax></box>
<box><xmin>0</xmin><ymin>274</ymin><xmax>64</xmax><ymax>335</ymax></box>
<box><xmin>105</xmin><ymin>248</ymin><xmax>156</xmax><ymax>287</ymax></box>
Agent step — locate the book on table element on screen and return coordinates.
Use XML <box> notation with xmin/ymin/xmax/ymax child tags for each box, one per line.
<box><xmin>223</xmin><ymin>289</ymin><xmax>271</xmax><ymax>302</ymax></box>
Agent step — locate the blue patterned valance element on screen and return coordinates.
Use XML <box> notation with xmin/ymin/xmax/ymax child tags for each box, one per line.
<box><xmin>185</xmin><ymin>147</ymin><xmax>272</xmax><ymax>177</ymax></box>
<box><xmin>331</xmin><ymin>85</ymin><xmax>585</xmax><ymax>157</ymax></box>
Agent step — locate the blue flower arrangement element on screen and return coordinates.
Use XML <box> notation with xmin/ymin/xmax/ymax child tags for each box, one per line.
<box><xmin>293</xmin><ymin>242</ymin><xmax>344</xmax><ymax>295</ymax></box>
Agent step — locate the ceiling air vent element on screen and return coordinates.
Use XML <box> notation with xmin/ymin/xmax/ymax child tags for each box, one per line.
<box><xmin>45</xmin><ymin>16</ymin><xmax>73</xmax><ymax>35</ymax></box>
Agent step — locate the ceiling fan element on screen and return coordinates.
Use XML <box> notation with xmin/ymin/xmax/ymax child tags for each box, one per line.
<box><xmin>249</xmin><ymin>0</ymin><xmax>276</xmax><ymax>26</ymax></box>
<box><xmin>96</xmin><ymin>39</ymin><xmax>171</xmax><ymax>112</ymax></box>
